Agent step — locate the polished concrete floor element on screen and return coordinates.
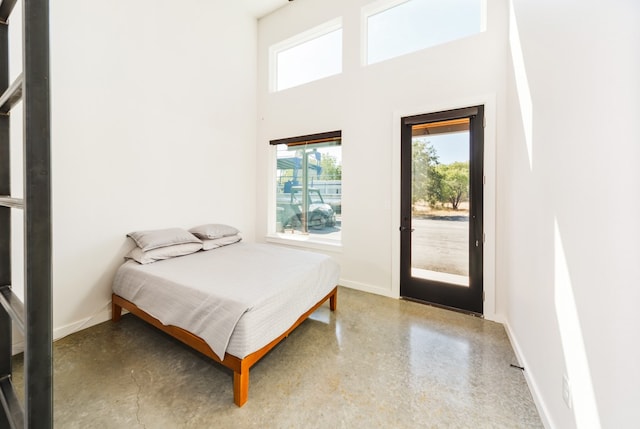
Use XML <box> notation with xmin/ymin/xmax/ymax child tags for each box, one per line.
<box><xmin>12</xmin><ymin>287</ymin><xmax>543</xmax><ymax>428</ymax></box>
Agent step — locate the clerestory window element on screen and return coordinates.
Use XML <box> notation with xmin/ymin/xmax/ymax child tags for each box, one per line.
<box><xmin>364</xmin><ymin>0</ymin><xmax>485</xmax><ymax>65</ymax></box>
<box><xmin>269</xmin><ymin>18</ymin><xmax>343</xmax><ymax>92</ymax></box>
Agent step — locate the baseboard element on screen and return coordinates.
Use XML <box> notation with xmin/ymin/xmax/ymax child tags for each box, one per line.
<box><xmin>11</xmin><ymin>302</ymin><xmax>113</xmax><ymax>356</ymax></box>
<box><xmin>339</xmin><ymin>278</ymin><xmax>398</xmax><ymax>299</ymax></box>
<box><xmin>502</xmin><ymin>319</ymin><xmax>554</xmax><ymax>429</ymax></box>
<box><xmin>489</xmin><ymin>313</ymin><xmax>507</xmax><ymax>325</ymax></box>
<box><xmin>11</xmin><ymin>340</ymin><xmax>24</xmax><ymax>356</ymax></box>
<box><xmin>53</xmin><ymin>303</ymin><xmax>112</xmax><ymax>341</ymax></box>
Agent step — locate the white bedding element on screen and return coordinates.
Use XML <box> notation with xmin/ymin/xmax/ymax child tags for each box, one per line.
<box><xmin>112</xmin><ymin>243</ymin><xmax>340</xmax><ymax>360</ymax></box>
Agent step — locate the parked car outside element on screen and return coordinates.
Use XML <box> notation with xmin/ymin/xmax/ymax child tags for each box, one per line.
<box><xmin>277</xmin><ymin>186</ymin><xmax>336</xmax><ymax>230</ymax></box>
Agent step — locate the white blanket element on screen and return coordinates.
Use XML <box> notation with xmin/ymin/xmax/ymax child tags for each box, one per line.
<box><xmin>113</xmin><ymin>243</ymin><xmax>339</xmax><ymax>360</ymax></box>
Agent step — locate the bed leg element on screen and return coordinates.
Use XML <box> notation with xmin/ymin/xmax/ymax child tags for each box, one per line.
<box><xmin>112</xmin><ymin>296</ymin><xmax>122</xmax><ymax>323</ymax></box>
<box><xmin>330</xmin><ymin>288</ymin><xmax>337</xmax><ymax>311</ymax></box>
<box><xmin>233</xmin><ymin>368</ymin><xmax>249</xmax><ymax>407</ymax></box>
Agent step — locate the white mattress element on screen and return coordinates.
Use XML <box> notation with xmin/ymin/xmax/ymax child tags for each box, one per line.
<box><xmin>112</xmin><ymin>243</ymin><xmax>340</xmax><ymax>359</ymax></box>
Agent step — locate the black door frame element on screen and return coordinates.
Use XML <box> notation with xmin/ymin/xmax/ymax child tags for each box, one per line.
<box><xmin>400</xmin><ymin>105</ymin><xmax>484</xmax><ymax>315</ymax></box>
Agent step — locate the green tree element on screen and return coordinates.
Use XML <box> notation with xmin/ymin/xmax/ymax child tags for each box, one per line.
<box><xmin>412</xmin><ymin>139</ymin><xmax>440</xmax><ymax>207</ymax></box>
<box><xmin>435</xmin><ymin>161</ymin><xmax>469</xmax><ymax>210</ymax></box>
<box><xmin>319</xmin><ymin>154</ymin><xmax>342</xmax><ymax>180</ymax></box>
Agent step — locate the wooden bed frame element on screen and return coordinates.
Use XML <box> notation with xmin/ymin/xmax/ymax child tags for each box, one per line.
<box><xmin>111</xmin><ymin>286</ymin><xmax>337</xmax><ymax>407</ymax></box>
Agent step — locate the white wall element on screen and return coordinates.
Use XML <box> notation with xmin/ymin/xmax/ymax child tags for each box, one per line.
<box><xmin>9</xmin><ymin>1</ymin><xmax>636</xmax><ymax>426</ymax></box>
<box><xmin>12</xmin><ymin>1</ymin><xmax>259</xmax><ymax>352</ymax></box>
<box><xmin>503</xmin><ymin>0</ymin><xmax>640</xmax><ymax>427</ymax></box>
<box><xmin>256</xmin><ymin>0</ymin><xmax>508</xmax><ymax>319</ymax></box>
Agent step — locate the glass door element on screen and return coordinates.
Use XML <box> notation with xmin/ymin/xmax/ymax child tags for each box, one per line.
<box><xmin>400</xmin><ymin>106</ymin><xmax>484</xmax><ymax>314</ymax></box>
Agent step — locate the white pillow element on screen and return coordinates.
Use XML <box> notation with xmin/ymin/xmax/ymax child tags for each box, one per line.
<box><xmin>127</xmin><ymin>228</ymin><xmax>201</xmax><ymax>251</ymax></box>
<box><xmin>202</xmin><ymin>235</ymin><xmax>242</xmax><ymax>250</ymax></box>
<box><xmin>189</xmin><ymin>224</ymin><xmax>240</xmax><ymax>240</ymax></box>
<box><xmin>125</xmin><ymin>242</ymin><xmax>204</xmax><ymax>264</ymax></box>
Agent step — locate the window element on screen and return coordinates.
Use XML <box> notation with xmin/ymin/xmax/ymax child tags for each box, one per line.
<box><xmin>364</xmin><ymin>0</ymin><xmax>485</xmax><ymax>65</ymax></box>
<box><xmin>270</xmin><ymin>18</ymin><xmax>342</xmax><ymax>92</ymax></box>
<box><xmin>270</xmin><ymin>131</ymin><xmax>342</xmax><ymax>243</ymax></box>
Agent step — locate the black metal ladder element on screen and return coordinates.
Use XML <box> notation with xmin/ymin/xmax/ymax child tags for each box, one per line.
<box><xmin>0</xmin><ymin>0</ymin><xmax>52</xmax><ymax>428</ymax></box>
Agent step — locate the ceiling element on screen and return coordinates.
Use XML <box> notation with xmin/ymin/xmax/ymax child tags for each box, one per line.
<box><xmin>240</xmin><ymin>0</ymin><xmax>290</xmax><ymax>18</ymax></box>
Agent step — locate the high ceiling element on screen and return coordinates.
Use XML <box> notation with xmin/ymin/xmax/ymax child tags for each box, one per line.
<box><xmin>240</xmin><ymin>0</ymin><xmax>290</xmax><ymax>18</ymax></box>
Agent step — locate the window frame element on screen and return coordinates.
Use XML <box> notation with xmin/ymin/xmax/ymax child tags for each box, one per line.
<box><xmin>267</xmin><ymin>131</ymin><xmax>343</xmax><ymax>251</ymax></box>
<box><xmin>269</xmin><ymin>17</ymin><xmax>343</xmax><ymax>93</ymax></box>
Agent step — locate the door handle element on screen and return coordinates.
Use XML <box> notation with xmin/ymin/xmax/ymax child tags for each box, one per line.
<box><xmin>399</xmin><ymin>226</ymin><xmax>415</xmax><ymax>232</ymax></box>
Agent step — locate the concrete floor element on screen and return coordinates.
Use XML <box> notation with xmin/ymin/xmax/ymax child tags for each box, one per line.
<box><xmin>12</xmin><ymin>287</ymin><xmax>543</xmax><ymax>428</ymax></box>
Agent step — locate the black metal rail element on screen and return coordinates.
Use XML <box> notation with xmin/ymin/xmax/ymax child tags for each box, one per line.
<box><xmin>0</xmin><ymin>0</ymin><xmax>52</xmax><ymax>427</ymax></box>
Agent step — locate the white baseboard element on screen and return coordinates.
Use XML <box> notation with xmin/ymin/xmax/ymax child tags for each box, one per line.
<box><xmin>502</xmin><ymin>319</ymin><xmax>554</xmax><ymax>429</ymax></box>
<box><xmin>11</xmin><ymin>341</ymin><xmax>24</xmax><ymax>356</ymax></box>
<box><xmin>11</xmin><ymin>302</ymin><xmax>113</xmax><ymax>356</ymax></box>
<box><xmin>339</xmin><ymin>278</ymin><xmax>398</xmax><ymax>299</ymax></box>
<box><xmin>53</xmin><ymin>304</ymin><xmax>112</xmax><ymax>342</ymax></box>
<box><xmin>489</xmin><ymin>313</ymin><xmax>507</xmax><ymax>325</ymax></box>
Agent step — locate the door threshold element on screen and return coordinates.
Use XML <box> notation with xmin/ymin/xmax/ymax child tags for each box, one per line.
<box><xmin>401</xmin><ymin>296</ymin><xmax>484</xmax><ymax>318</ymax></box>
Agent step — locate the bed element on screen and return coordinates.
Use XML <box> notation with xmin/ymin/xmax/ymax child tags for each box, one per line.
<box><xmin>111</xmin><ymin>240</ymin><xmax>339</xmax><ymax>407</ymax></box>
